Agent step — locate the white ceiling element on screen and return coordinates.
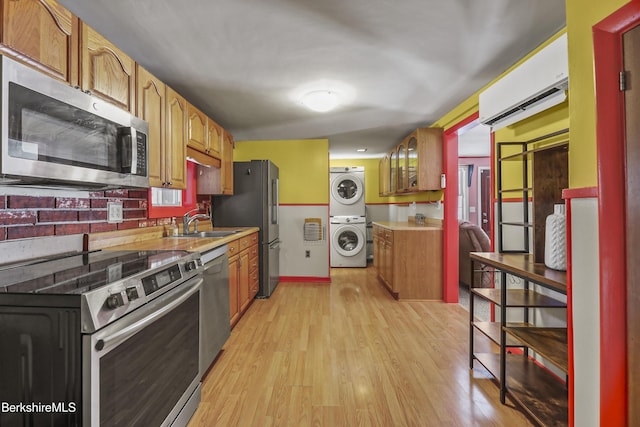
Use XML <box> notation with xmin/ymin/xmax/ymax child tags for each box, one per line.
<box><xmin>58</xmin><ymin>0</ymin><xmax>565</xmax><ymax>159</ymax></box>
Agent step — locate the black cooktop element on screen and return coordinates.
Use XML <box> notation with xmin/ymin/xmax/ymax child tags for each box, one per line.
<box><xmin>0</xmin><ymin>250</ymin><xmax>189</xmax><ymax>295</ymax></box>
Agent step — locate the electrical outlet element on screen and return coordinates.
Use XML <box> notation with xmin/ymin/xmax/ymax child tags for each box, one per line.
<box><xmin>305</xmin><ymin>250</ymin><xmax>310</xmax><ymax>258</ymax></box>
<box><xmin>107</xmin><ymin>202</ymin><xmax>123</xmax><ymax>223</ymax></box>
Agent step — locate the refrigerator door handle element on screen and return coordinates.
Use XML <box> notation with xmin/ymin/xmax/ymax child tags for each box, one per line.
<box><xmin>269</xmin><ymin>239</ymin><xmax>280</xmax><ymax>249</ymax></box>
<box><xmin>271</xmin><ymin>178</ymin><xmax>279</xmax><ymax>225</ymax></box>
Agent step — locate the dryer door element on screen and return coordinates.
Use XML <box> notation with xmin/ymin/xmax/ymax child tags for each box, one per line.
<box><xmin>332</xmin><ymin>225</ymin><xmax>365</xmax><ymax>257</ymax></box>
<box><xmin>330</xmin><ymin>173</ymin><xmax>364</xmax><ymax>205</ymax></box>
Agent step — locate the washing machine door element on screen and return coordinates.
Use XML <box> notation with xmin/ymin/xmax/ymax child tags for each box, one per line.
<box><xmin>332</xmin><ymin>225</ymin><xmax>365</xmax><ymax>257</ymax></box>
<box><xmin>330</xmin><ymin>173</ymin><xmax>363</xmax><ymax>205</ymax></box>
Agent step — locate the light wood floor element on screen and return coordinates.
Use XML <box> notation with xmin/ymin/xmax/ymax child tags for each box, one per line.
<box><xmin>188</xmin><ymin>267</ymin><xmax>533</xmax><ymax>427</ymax></box>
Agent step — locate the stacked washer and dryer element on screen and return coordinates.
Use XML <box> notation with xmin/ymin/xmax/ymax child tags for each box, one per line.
<box><xmin>329</xmin><ymin>167</ymin><xmax>367</xmax><ymax>267</ymax></box>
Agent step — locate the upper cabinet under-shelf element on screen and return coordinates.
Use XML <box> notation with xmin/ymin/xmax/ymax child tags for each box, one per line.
<box><xmin>379</xmin><ymin>127</ymin><xmax>443</xmax><ymax>196</ymax></box>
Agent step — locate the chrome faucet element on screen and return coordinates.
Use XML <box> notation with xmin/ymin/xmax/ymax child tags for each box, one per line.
<box><xmin>182</xmin><ymin>208</ymin><xmax>210</xmax><ymax>235</ymax></box>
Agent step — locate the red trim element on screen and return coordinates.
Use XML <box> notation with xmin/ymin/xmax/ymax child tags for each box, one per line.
<box><xmin>279</xmin><ymin>203</ymin><xmax>329</xmax><ymax>207</ymax></box>
<box><xmin>566</xmin><ymin>197</ymin><xmax>575</xmax><ymax>426</ymax></box>
<box><xmin>279</xmin><ymin>276</ymin><xmax>331</xmax><ymax>283</ymax></box>
<box><xmin>442</xmin><ymin>112</ymin><xmax>479</xmax><ymax>303</ymax></box>
<box><xmin>496</xmin><ymin>197</ymin><xmax>534</xmax><ymax>203</ymax></box>
<box><xmin>147</xmin><ymin>161</ymin><xmax>198</xmax><ymax>219</ymax></box>
<box><xmin>562</xmin><ymin>187</ymin><xmax>598</xmax><ymax>199</ymax></box>
<box><xmin>489</xmin><ymin>131</ymin><xmax>496</xmax><ymax>254</ymax></box>
<box><xmin>364</xmin><ymin>201</ymin><xmax>444</xmax><ymax>206</ymax></box>
<box><xmin>593</xmin><ymin>3</ymin><xmax>640</xmax><ymax>424</ymax></box>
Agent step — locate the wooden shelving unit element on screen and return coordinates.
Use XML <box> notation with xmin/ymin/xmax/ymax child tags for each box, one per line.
<box><xmin>469</xmin><ymin>252</ymin><xmax>568</xmax><ymax>427</ymax></box>
<box><xmin>496</xmin><ymin>129</ymin><xmax>569</xmax><ymax>260</ymax></box>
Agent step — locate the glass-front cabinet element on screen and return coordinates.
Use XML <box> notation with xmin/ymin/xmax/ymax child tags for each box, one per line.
<box><xmin>378</xmin><ymin>127</ymin><xmax>443</xmax><ymax>196</ymax></box>
<box><xmin>389</xmin><ymin>149</ymin><xmax>397</xmax><ymax>194</ymax></box>
<box><xmin>397</xmin><ymin>144</ymin><xmax>408</xmax><ymax>192</ymax></box>
<box><xmin>407</xmin><ymin>136</ymin><xmax>419</xmax><ymax>188</ymax></box>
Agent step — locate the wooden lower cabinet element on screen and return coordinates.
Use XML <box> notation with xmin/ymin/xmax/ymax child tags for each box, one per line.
<box><xmin>373</xmin><ymin>223</ymin><xmax>442</xmax><ymax>300</ymax></box>
<box><xmin>229</xmin><ymin>232</ymin><xmax>259</xmax><ymax>327</ymax></box>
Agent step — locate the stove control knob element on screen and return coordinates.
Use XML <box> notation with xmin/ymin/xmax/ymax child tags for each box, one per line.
<box><xmin>126</xmin><ymin>287</ymin><xmax>139</xmax><ymax>301</ymax></box>
<box><xmin>185</xmin><ymin>260</ymin><xmax>197</xmax><ymax>271</ymax></box>
<box><xmin>105</xmin><ymin>293</ymin><xmax>124</xmax><ymax>310</ymax></box>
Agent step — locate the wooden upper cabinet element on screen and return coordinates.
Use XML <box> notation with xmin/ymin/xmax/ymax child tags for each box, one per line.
<box><xmin>0</xmin><ymin>0</ymin><xmax>79</xmax><ymax>84</ymax></box>
<box><xmin>378</xmin><ymin>154</ymin><xmax>390</xmax><ymax>196</ymax></box>
<box><xmin>207</xmin><ymin>117</ymin><xmax>222</xmax><ymax>159</ymax></box>
<box><xmin>381</xmin><ymin>127</ymin><xmax>443</xmax><ymax>195</ymax></box>
<box><xmin>409</xmin><ymin>127</ymin><xmax>443</xmax><ymax>192</ymax></box>
<box><xmin>136</xmin><ymin>65</ymin><xmax>166</xmax><ymax>188</ymax></box>
<box><xmin>165</xmin><ymin>86</ymin><xmax>187</xmax><ymax>189</ymax></box>
<box><xmin>187</xmin><ymin>102</ymin><xmax>208</xmax><ymax>153</ymax></box>
<box><xmin>221</xmin><ymin>131</ymin><xmax>234</xmax><ymax>194</ymax></box>
<box><xmin>80</xmin><ymin>23</ymin><xmax>135</xmax><ymax>113</ymax></box>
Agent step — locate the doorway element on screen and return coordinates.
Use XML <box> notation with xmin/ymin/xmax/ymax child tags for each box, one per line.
<box><xmin>453</xmin><ymin>119</ymin><xmax>492</xmax><ymax>312</ymax></box>
<box><xmin>593</xmin><ymin>2</ymin><xmax>640</xmax><ymax>424</ymax></box>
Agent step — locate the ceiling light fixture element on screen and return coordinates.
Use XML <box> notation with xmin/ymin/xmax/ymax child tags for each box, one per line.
<box><xmin>300</xmin><ymin>90</ymin><xmax>340</xmax><ymax>112</ymax></box>
<box><xmin>356</xmin><ymin>148</ymin><xmax>367</xmax><ymax>152</ymax></box>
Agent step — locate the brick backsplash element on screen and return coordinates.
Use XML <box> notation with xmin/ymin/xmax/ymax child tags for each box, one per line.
<box><xmin>0</xmin><ymin>190</ymin><xmax>168</xmax><ymax>241</ymax></box>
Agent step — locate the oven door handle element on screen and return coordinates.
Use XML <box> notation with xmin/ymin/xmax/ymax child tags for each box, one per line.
<box><xmin>95</xmin><ymin>277</ymin><xmax>202</xmax><ymax>352</ymax></box>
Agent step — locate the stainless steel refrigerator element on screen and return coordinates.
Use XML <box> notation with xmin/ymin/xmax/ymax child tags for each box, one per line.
<box><xmin>212</xmin><ymin>160</ymin><xmax>280</xmax><ymax>298</ymax></box>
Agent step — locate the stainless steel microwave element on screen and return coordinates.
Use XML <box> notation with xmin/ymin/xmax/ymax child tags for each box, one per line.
<box><xmin>0</xmin><ymin>55</ymin><xmax>149</xmax><ymax>188</ymax></box>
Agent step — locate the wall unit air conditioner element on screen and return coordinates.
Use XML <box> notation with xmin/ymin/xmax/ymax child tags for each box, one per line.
<box><xmin>479</xmin><ymin>33</ymin><xmax>568</xmax><ymax>131</ymax></box>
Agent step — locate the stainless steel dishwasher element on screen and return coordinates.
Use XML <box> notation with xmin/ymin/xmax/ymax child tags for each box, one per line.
<box><xmin>199</xmin><ymin>245</ymin><xmax>230</xmax><ymax>378</ymax></box>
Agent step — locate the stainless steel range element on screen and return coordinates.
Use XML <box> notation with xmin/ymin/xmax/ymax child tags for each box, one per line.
<box><xmin>0</xmin><ymin>249</ymin><xmax>204</xmax><ymax>427</ymax></box>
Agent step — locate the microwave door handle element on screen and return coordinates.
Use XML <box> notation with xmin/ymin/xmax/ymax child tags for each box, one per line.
<box><xmin>94</xmin><ymin>278</ymin><xmax>202</xmax><ymax>352</ymax></box>
<box><xmin>130</xmin><ymin>127</ymin><xmax>138</xmax><ymax>175</ymax></box>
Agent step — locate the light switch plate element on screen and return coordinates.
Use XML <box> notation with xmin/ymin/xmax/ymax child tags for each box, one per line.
<box><xmin>107</xmin><ymin>201</ymin><xmax>123</xmax><ymax>223</ymax></box>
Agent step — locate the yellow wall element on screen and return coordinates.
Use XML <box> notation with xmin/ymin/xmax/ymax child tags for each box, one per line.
<box><xmin>567</xmin><ymin>0</ymin><xmax>630</xmax><ymax>187</ymax></box>
<box><xmin>233</xmin><ymin>139</ymin><xmax>329</xmax><ymax>204</ymax></box>
<box><xmin>432</xmin><ymin>30</ymin><xmax>570</xmax><ymax>192</ymax></box>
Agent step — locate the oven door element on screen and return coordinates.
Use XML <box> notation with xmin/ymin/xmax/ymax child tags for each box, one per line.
<box><xmin>83</xmin><ymin>276</ymin><xmax>202</xmax><ymax>427</ymax></box>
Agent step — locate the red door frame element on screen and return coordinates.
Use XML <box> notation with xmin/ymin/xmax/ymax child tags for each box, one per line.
<box><xmin>593</xmin><ymin>1</ymin><xmax>640</xmax><ymax>424</ymax></box>
<box><xmin>442</xmin><ymin>111</ymin><xmax>482</xmax><ymax>303</ymax></box>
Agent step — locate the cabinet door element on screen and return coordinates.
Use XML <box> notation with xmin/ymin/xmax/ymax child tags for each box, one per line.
<box><xmin>415</xmin><ymin>128</ymin><xmax>444</xmax><ymax>191</ymax></box>
<box><xmin>207</xmin><ymin>117</ymin><xmax>222</xmax><ymax>159</ymax></box>
<box><xmin>221</xmin><ymin>131</ymin><xmax>234</xmax><ymax>195</ymax></box>
<box><xmin>187</xmin><ymin>102</ymin><xmax>208</xmax><ymax>154</ymax></box>
<box><xmin>389</xmin><ymin>149</ymin><xmax>397</xmax><ymax>194</ymax></box>
<box><xmin>397</xmin><ymin>144</ymin><xmax>408</xmax><ymax>192</ymax></box>
<box><xmin>407</xmin><ymin>136</ymin><xmax>419</xmax><ymax>188</ymax></box>
<box><xmin>238</xmin><ymin>251</ymin><xmax>250</xmax><ymax>313</ymax></box>
<box><xmin>229</xmin><ymin>256</ymin><xmax>240</xmax><ymax>326</ymax></box>
<box><xmin>80</xmin><ymin>23</ymin><xmax>135</xmax><ymax>113</ymax></box>
<box><xmin>378</xmin><ymin>155</ymin><xmax>390</xmax><ymax>196</ymax></box>
<box><xmin>165</xmin><ymin>87</ymin><xmax>187</xmax><ymax>189</ymax></box>
<box><xmin>136</xmin><ymin>66</ymin><xmax>166</xmax><ymax>188</ymax></box>
<box><xmin>0</xmin><ymin>0</ymin><xmax>79</xmax><ymax>85</ymax></box>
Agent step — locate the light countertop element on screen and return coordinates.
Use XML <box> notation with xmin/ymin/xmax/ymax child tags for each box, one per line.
<box><xmin>102</xmin><ymin>227</ymin><xmax>260</xmax><ymax>253</ymax></box>
<box><xmin>373</xmin><ymin>221</ymin><xmax>442</xmax><ymax>231</ymax></box>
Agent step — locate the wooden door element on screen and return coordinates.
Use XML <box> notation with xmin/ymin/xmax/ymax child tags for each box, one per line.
<box><xmin>238</xmin><ymin>250</ymin><xmax>250</xmax><ymax>312</ymax></box>
<box><xmin>165</xmin><ymin>87</ymin><xmax>187</xmax><ymax>189</ymax></box>
<box><xmin>187</xmin><ymin>103</ymin><xmax>208</xmax><ymax>154</ymax></box>
<box><xmin>136</xmin><ymin>66</ymin><xmax>166</xmax><ymax>188</ymax></box>
<box><xmin>207</xmin><ymin>118</ymin><xmax>222</xmax><ymax>159</ymax></box>
<box><xmin>80</xmin><ymin>23</ymin><xmax>135</xmax><ymax>113</ymax></box>
<box><xmin>221</xmin><ymin>131</ymin><xmax>234</xmax><ymax>194</ymax></box>
<box><xmin>624</xmin><ymin>23</ymin><xmax>640</xmax><ymax>426</ymax></box>
<box><xmin>479</xmin><ymin>168</ymin><xmax>491</xmax><ymax>236</ymax></box>
<box><xmin>0</xmin><ymin>0</ymin><xmax>79</xmax><ymax>84</ymax></box>
<box><xmin>229</xmin><ymin>256</ymin><xmax>239</xmax><ymax>326</ymax></box>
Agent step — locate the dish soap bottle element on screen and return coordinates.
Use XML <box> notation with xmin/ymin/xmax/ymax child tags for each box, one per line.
<box><xmin>169</xmin><ymin>217</ymin><xmax>179</xmax><ymax>236</ymax></box>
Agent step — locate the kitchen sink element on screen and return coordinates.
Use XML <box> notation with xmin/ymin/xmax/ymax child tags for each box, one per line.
<box><xmin>175</xmin><ymin>230</ymin><xmax>241</xmax><ymax>238</ymax></box>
